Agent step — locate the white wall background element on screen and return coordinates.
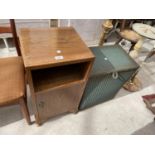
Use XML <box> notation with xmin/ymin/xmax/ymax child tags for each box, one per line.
<box><xmin>0</xmin><ymin>19</ymin><xmax>104</xmax><ymax>46</ymax></box>
<box><xmin>60</xmin><ymin>19</ymin><xmax>104</xmax><ymax>46</ymax></box>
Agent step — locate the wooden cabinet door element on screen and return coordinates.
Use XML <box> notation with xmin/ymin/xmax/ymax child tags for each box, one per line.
<box><xmin>36</xmin><ymin>81</ymin><xmax>86</xmax><ymax>123</ymax></box>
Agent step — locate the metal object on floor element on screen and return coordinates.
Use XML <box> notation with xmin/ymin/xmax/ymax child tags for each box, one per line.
<box><xmin>79</xmin><ymin>45</ymin><xmax>139</xmax><ymax>110</ymax></box>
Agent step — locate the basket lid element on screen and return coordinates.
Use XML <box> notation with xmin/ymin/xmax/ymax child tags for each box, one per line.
<box><xmin>90</xmin><ymin>45</ymin><xmax>139</xmax><ymax>77</ymax></box>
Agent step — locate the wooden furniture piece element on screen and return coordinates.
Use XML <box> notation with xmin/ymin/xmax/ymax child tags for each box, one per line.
<box><xmin>0</xmin><ymin>26</ymin><xmax>11</xmax><ymax>33</ymax></box>
<box><xmin>130</xmin><ymin>23</ymin><xmax>155</xmax><ymax>59</ymax></box>
<box><xmin>116</xmin><ymin>29</ymin><xmax>141</xmax><ymax>52</ymax></box>
<box><xmin>115</xmin><ymin>29</ymin><xmax>142</xmax><ymax>92</ymax></box>
<box><xmin>10</xmin><ymin>19</ymin><xmax>21</xmax><ymax>56</ymax></box>
<box><xmin>0</xmin><ymin>20</ymin><xmax>31</xmax><ymax>125</ymax></box>
<box><xmin>99</xmin><ymin>19</ymin><xmax>134</xmax><ymax>45</ymax></box>
<box><xmin>0</xmin><ymin>20</ymin><xmax>21</xmax><ymax>55</ymax></box>
<box><xmin>0</xmin><ymin>57</ymin><xmax>31</xmax><ymax>124</ymax></box>
<box><xmin>19</xmin><ymin>27</ymin><xmax>94</xmax><ymax>125</ymax></box>
<box><xmin>118</xmin><ymin>30</ymin><xmax>141</xmax><ymax>43</ymax></box>
<box><xmin>99</xmin><ymin>20</ymin><xmax>113</xmax><ymax>46</ymax></box>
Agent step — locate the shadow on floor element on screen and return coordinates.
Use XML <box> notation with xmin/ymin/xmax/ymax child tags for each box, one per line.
<box><xmin>133</xmin><ymin>121</ymin><xmax>155</xmax><ymax>135</ymax></box>
<box><xmin>0</xmin><ymin>101</ymin><xmax>33</xmax><ymax>128</ymax></box>
<box><xmin>0</xmin><ymin>105</ymin><xmax>24</xmax><ymax>127</ymax></box>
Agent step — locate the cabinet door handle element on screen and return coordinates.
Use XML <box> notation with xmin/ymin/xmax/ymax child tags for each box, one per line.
<box><xmin>39</xmin><ymin>101</ymin><xmax>45</xmax><ymax>108</ymax></box>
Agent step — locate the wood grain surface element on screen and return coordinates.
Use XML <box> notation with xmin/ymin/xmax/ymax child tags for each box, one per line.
<box><xmin>19</xmin><ymin>27</ymin><xmax>94</xmax><ymax>69</ymax></box>
<box><xmin>19</xmin><ymin>27</ymin><xmax>94</xmax><ymax>125</ymax></box>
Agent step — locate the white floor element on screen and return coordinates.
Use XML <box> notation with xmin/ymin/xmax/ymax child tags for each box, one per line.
<box><xmin>0</xmin><ymin>85</ymin><xmax>154</xmax><ymax>135</ymax></box>
<box><xmin>0</xmin><ymin>46</ymin><xmax>155</xmax><ymax>135</ymax></box>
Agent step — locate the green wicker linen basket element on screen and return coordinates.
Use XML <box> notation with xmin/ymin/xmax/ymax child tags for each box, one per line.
<box><xmin>79</xmin><ymin>45</ymin><xmax>139</xmax><ymax>110</ymax></box>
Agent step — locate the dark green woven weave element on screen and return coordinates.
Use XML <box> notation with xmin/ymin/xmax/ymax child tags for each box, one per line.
<box><xmin>79</xmin><ymin>45</ymin><xmax>139</xmax><ymax>110</ymax></box>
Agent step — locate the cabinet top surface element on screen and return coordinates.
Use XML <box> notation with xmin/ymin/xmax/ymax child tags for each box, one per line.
<box><xmin>19</xmin><ymin>27</ymin><xmax>94</xmax><ymax>69</ymax></box>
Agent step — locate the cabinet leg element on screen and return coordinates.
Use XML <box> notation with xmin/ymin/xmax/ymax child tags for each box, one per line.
<box><xmin>129</xmin><ymin>38</ymin><xmax>144</xmax><ymax>58</ymax></box>
<box><xmin>34</xmin><ymin>114</ymin><xmax>42</xmax><ymax>126</ymax></box>
<box><xmin>19</xmin><ymin>98</ymin><xmax>31</xmax><ymax>125</ymax></box>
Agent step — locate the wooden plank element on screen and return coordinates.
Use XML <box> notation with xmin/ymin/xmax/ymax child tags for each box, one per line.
<box><xmin>0</xmin><ymin>26</ymin><xmax>11</xmax><ymax>33</ymax></box>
